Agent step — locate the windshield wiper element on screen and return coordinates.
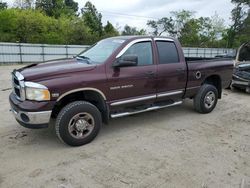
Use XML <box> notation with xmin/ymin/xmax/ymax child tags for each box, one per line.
<box><xmin>76</xmin><ymin>56</ymin><xmax>91</xmax><ymax>64</ymax></box>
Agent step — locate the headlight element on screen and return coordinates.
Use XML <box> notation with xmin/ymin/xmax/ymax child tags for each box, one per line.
<box><xmin>25</xmin><ymin>82</ymin><xmax>50</xmax><ymax>101</ymax></box>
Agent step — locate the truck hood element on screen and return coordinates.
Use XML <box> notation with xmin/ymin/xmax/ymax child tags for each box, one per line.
<box><xmin>18</xmin><ymin>58</ymin><xmax>96</xmax><ymax>81</ymax></box>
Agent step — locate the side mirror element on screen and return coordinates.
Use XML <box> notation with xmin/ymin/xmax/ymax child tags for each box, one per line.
<box><xmin>113</xmin><ymin>55</ymin><xmax>138</xmax><ymax>68</ymax></box>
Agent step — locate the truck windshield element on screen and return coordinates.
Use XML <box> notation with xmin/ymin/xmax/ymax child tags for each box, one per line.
<box><xmin>77</xmin><ymin>38</ymin><xmax>125</xmax><ymax>64</ymax></box>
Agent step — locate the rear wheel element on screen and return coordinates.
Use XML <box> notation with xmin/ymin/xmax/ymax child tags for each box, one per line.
<box><xmin>193</xmin><ymin>84</ymin><xmax>218</xmax><ymax>114</ymax></box>
<box><xmin>55</xmin><ymin>101</ymin><xmax>101</xmax><ymax>146</ymax></box>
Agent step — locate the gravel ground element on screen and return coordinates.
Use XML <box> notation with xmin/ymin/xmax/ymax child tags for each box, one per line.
<box><xmin>0</xmin><ymin>65</ymin><xmax>250</xmax><ymax>188</ymax></box>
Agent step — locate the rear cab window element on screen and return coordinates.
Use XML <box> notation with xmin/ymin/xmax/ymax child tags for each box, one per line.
<box><xmin>156</xmin><ymin>40</ymin><xmax>179</xmax><ymax>64</ymax></box>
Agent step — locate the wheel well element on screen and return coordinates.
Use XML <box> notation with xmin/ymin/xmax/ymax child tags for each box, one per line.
<box><xmin>51</xmin><ymin>90</ymin><xmax>109</xmax><ymax>123</ymax></box>
<box><xmin>203</xmin><ymin>75</ymin><xmax>222</xmax><ymax>98</ymax></box>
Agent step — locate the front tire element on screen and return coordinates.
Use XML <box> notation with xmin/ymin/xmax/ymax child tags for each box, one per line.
<box><xmin>55</xmin><ymin>101</ymin><xmax>102</xmax><ymax>146</ymax></box>
<box><xmin>193</xmin><ymin>84</ymin><xmax>218</xmax><ymax>114</ymax></box>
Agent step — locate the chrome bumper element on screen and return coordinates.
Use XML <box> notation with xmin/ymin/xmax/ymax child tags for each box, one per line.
<box><xmin>232</xmin><ymin>80</ymin><xmax>249</xmax><ymax>86</ymax></box>
<box><xmin>11</xmin><ymin>107</ymin><xmax>52</xmax><ymax>125</ymax></box>
<box><xmin>232</xmin><ymin>74</ymin><xmax>250</xmax><ymax>86</ymax></box>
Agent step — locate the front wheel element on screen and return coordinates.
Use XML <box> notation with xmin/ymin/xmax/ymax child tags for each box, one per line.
<box><xmin>55</xmin><ymin>101</ymin><xmax>102</xmax><ymax>146</ymax></box>
<box><xmin>193</xmin><ymin>84</ymin><xmax>218</xmax><ymax>114</ymax></box>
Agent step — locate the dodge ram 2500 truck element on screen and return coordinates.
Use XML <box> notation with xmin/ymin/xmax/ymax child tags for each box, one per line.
<box><xmin>9</xmin><ymin>36</ymin><xmax>233</xmax><ymax>146</ymax></box>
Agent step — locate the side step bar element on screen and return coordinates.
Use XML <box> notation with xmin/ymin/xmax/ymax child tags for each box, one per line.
<box><xmin>111</xmin><ymin>101</ymin><xmax>183</xmax><ymax>118</ymax></box>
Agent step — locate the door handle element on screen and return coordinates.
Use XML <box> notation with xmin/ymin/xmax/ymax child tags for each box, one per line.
<box><xmin>176</xmin><ymin>68</ymin><xmax>185</xmax><ymax>73</ymax></box>
<box><xmin>145</xmin><ymin>71</ymin><xmax>155</xmax><ymax>77</ymax></box>
<box><xmin>176</xmin><ymin>68</ymin><xmax>185</xmax><ymax>72</ymax></box>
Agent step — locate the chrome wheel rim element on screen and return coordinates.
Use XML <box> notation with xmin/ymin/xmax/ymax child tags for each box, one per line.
<box><xmin>68</xmin><ymin>112</ymin><xmax>95</xmax><ymax>139</ymax></box>
<box><xmin>204</xmin><ymin>91</ymin><xmax>215</xmax><ymax>109</ymax></box>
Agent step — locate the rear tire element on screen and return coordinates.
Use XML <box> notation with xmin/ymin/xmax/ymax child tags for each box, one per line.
<box><xmin>55</xmin><ymin>101</ymin><xmax>102</xmax><ymax>146</ymax></box>
<box><xmin>193</xmin><ymin>84</ymin><xmax>218</xmax><ymax>114</ymax></box>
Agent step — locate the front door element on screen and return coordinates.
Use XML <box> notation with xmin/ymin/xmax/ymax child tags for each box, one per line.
<box><xmin>106</xmin><ymin>39</ymin><xmax>157</xmax><ymax>108</ymax></box>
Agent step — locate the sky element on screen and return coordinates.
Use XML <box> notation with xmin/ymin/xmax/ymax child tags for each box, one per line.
<box><xmin>5</xmin><ymin>0</ymin><xmax>235</xmax><ymax>31</ymax></box>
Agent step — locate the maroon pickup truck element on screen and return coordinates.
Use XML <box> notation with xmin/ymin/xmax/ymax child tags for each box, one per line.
<box><xmin>9</xmin><ymin>36</ymin><xmax>233</xmax><ymax>146</ymax></box>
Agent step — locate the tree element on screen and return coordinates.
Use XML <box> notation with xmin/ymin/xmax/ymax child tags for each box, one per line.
<box><xmin>0</xmin><ymin>9</ymin><xmax>18</xmax><ymax>42</ymax></box>
<box><xmin>35</xmin><ymin>0</ymin><xmax>78</xmax><ymax>18</ymax></box>
<box><xmin>103</xmin><ymin>21</ymin><xmax>119</xmax><ymax>37</ymax></box>
<box><xmin>147</xmin><ymin>10</ymin><xmax>227</xmax><ymax>47</ymax></box>
<box><xmin>179</xmin><ymin>18</ymin><xmax>200</xmax><ymax>47</ymax></box>
<box><xmin>81</xmin><ymin>1</ymin><xmax>103</xmax><ymax>36</ymax></box>
<box><xmin>0</xmin><ymin>1</ymin><xmax>7</xmax><ymax>10</ymax></box>
<box><xmin>171</xmin><ymin>10</ymin><xmax>194</xmax><ymax>38</ymax></box>
<box><xmin>147</xmin><ymin>17</ymin><xmax>175</xmax><ymax>36</ymax></box>
<box><xmin>197</xmin><ymin>14</ymin><xmax>227</xmax><ymax>47</ymax></box>
<box><xmin>147</xmin><ymin>10</ymin><xmax>194</xmax><ymax>37</ymax></box>
<box><xmin>228</xmin><ymin>0</ymin><xmax>250</xmax><ymax>47</ymax></box>
<box><xmin>14</xmin><ymin>0</ymin><xmax>34</xmax><ymax>9</ymax></box>
<box><xmin>122</xmin><ymin>25</ymin><xmax>146</xmax><ymax>35</ymax></box>
<box><xmin>65</xmin><ymin>0</ymin><xmax>78</xmax><ymax>13</ymax></box>
<box><xmin>36</xmin><ymin>0</ymin><xmax>64</xmax><ymax>18</ymax></box>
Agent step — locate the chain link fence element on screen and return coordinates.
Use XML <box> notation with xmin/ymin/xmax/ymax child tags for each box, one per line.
<box><xmin>0</xmin><ymin>42</ymin><xmax>236</xmax><ymax>64</ymax></box>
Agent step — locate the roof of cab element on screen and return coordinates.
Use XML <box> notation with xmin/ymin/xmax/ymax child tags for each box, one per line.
<box><xmin>107</xmin><ymin>35</ymin><xmax>175</xmax><ymax>41</ymax></box>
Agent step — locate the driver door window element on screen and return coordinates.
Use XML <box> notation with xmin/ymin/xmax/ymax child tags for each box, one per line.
<box><xmin>122</xmin><ymin>42</ymin><xmax>153</xmax><ymax>66</ymax></box>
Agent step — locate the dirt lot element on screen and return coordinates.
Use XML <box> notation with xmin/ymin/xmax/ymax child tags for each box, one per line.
<box><xmin>0</xmin><ymin>65</ymin><xmax>250</xmax><ymax>188</ymax></box>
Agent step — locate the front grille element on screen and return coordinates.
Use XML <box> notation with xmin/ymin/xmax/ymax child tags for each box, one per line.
<box><xmin>12</xmin><ymin>71</ymin><xmax>24</xmax><ymax>100</ymax></box>
<box><xmin>14</xmin><ymin>87</ymin><xmax>20</xmax><ymax>97</ymax></box>
<box><xmin>13</xmin><ymin>77</ymin><xmax>19</xmax><ymax>85</ymax></box>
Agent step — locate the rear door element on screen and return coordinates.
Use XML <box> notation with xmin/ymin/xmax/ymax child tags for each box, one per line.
<box><xmin>155</xmin><ymin>39</ymin><xmax>187</xmax><ymax>102</ymax></box>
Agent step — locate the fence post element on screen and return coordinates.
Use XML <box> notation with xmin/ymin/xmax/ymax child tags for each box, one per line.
<box><xmin>41</xmin><ymin>44</ymin><xmax>45</xmax><ymax>62</ymax></box>
<box><xmin>19</xmin><ymin>43</ymin><xmax>23</xmax><ymax>64</ymax></box>
<box><xmin>66</xmin><ymin>45</ymin><xmax>68</xmax><ymax>58</ymax></box>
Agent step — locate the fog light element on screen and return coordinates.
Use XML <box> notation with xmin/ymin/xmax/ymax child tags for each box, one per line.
<box><xmin>20</xmin><ymin>113</ymin><xmax>29</xmax><ymax>122</ymax></box>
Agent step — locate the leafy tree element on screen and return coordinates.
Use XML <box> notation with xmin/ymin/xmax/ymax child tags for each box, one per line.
<box><xmin>0</xmin><ymin>1</ymin><xmax>7</xmax><ymax>10</ymax></box>
<box><xmin>197</xmin><ymin>14</ymin><xmax>227</xmax><ymax>47</ymax></box>
<box><xmin>0</xmin><ymin>2</ymin><xmax>234</xmax><ymax>48</ymax></box>
<box><xmin>14</xmin><ymin>0</ymin><xmax>34</xmax><ymax>9</ymax></box>
<box><xmin>65</xmin><ymin>0</ymin><xmax>78</xmax><ymax>13</ymax></box>
<box><xmin>179</xmin><ymin>18</ymin><xmax>200</xmax><ymax>47</ymax></box>
<box><xmin>66</xmin><ymin>19</ymin><xmax>92</xmax><ymax>44</ymax></box>
<box><xmin>171</xmin><ymin>10</ymin><xmax>194</xmax><ymax>38</ymax></box>
<box><xmin>0</xmin><ymin>8</ymin><xmax>105</xmax><ymax>44</ymax></box>
<box><xmin>0</xmin><ymin>9</ymin><xmax>18</xmax><ymax>42</ymax></box>
<box><xmin>103</xmin><ymin>21</ymin><xmax>119</xmax><ymax>37</ymax></box>
<box><xmin>147</xmin><ymin>17</ymin><xmax>175</xmax><ymax>36</ymax></box>
<box><xmin>147</xmin><ymin>10</ymin><xmax>194</xmax><ymax>37</ymax></box>
<box><xmin>81</xmin><ymin>1</ymin><xmax>103</xmax><ymax>36</ymax></box>
<box><xmin>147</xmin><ymin>10</ymin><xmax>227</xmax><ymax>47</ymax></box>
<box><xmin>35</xmin><ymin>0</ymin><xmax>78</xmax><ymax>18</ymax></box>
<box><xmin>228</xmin><ymin>0</ymin><xmax>250</xmax><ymax>47</ymax></box>
<box><xmin>122</xmin><ymin>25</ymin><xmax>146</xmax><ymax>35</ymax></box>
<box><xmin>35</xmin><ymin>0</ymin><xmax>64</xmax><ymax>18</ymax></box>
